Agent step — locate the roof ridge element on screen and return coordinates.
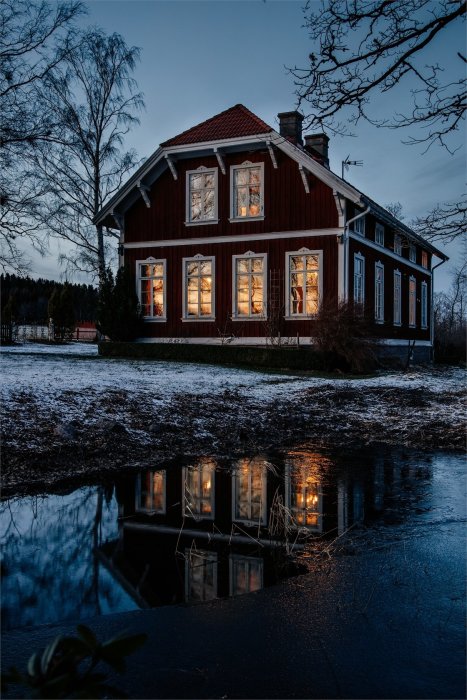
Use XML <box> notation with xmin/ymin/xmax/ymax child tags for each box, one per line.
<box><xmin>160</xmin><ymin>103</ymin><xmax>273</xmax><ymax>147</ymax></box>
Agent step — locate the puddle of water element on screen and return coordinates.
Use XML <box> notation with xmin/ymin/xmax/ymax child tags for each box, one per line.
<box><xmin>1</xmin><ymin>446</ymin><xmax>464</xmax><ymax>631</ymax></box>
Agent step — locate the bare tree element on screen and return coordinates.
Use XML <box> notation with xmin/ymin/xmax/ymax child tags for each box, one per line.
<box><xmin>289</xmin><ymin>0</ymin><xmax>466</xmax><ymax>244</ymax></box>
<box><xmin>0</xmin><ymin>0</ymin><xmax>85</xmax><ymax>273</ymax></box>
<box><xmin>29</xmin><ymin>29</ymin><xmax>144</xmax><ymax>285</ymax></box>
<box><xmin>433</xmin><ymin>261</ymin><xmax>466</xmax><ymax>361</ymax></box>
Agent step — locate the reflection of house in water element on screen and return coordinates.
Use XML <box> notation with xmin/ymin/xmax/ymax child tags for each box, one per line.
<box><xmin>99</xmin><ymin>450</ymin><xmax>431</xmax><ymax>608</ymax></box>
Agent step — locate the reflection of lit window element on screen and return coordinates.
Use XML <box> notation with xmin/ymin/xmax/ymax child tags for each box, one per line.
<box><xmin>186</xmin><ymin>168</ymin><xmax>217</xmax><ymax>223</ymax></box>
<box><xmin>183</xmin><ymin>460</ymin><xmax>215</xmax><ymax>520</ymax></box>
<box><xmin>233</xmin><ymin>254</ymin><xmax>266</xmax><ymax>318</ymax></box>
<box><xmin>136</xmin><ymin>470</ymin><xmax>166</xmax><ymax>513</ymax></box>
<box><xmin>229</xmin><ymin>555</ymin><xmax>263</xmax><ymax>597</ymax></box>
<box><xmin>185</xmin><ymin>549</ymin><xmax>217</xmax><ymax>602</ymax></box>
<box><xmin>287</xmin><ymin>251</ymin><xmax>321</xmax><ymax>317</ymax></box>
<box><xmin>231</xmin><ymin>163</ymin><xmax>264</xmax><ymax>219</ymax></box>
<box><xmin>232</xmin><ymin>459</ymin><xmax>267</xmax><ymax>525</ymax></box>
<box><xmin>183</xmin><ymin>256</ymin><xmax>214</xmax><ymax>319</ymax></box>
<box><xmin>286</xmin><ymin>463</ymin><xmax>322</xmax><ymax>531</ymax></box>
<box><xmin>138</xmin><ymin>260</ymin><xmax>166</xmax><ymax>319</ymax></box>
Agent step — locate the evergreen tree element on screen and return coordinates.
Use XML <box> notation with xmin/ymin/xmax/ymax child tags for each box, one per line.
<box><xmin>97</xmin><ymin>266</ymin><xmax>141</xmax><ymax>341</ymax></box>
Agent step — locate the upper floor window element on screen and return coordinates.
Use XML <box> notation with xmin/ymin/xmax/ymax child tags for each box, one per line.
<box><xmin>375</xmin><ymin>262</ymin><xmax>384</xmax><ymax>323</ymax></box>
<box><xmin>421</xmin><ymin>281</ymin><xmax>428</xmax><ymax>328</ymax></box>
<box><xmin>136</xmin><ymin>470</ymin><xmax>166</xmax><ymax>514</ymax></box>
<box><xmin>393</xmin><ymin>270</ymin><xmax>402</xmax><ymax>326</ymax></box>
<box><xmin>421</xmin><ymin>251</ymin><xmax>428</xmax><ymax>269</ymax></box>
<box><xmin>353</xmin><ymin>215</ymin><xmax>365</xmax><ymax>236</ymax></box>
<box><xmin>230</xmin><ymin>162</ymin><xmax>264</xmax><ymax>220</ymax></box>
<box><xmin>375</xmin><ymin>223</ymin><xmax>385</xmax><ymax>246</ymax></box>
<box><xmin>354</xmin><ymin>253</ymin><xmax>365</xmax><ymax>308</ymax></box>
<box><xmin>286</xmin><ymin>250</ymin><xmax>321</xmax><ymax>317</ymax></box>
<box><xmin>409</xmin><ymin>276</ymin><xmax>416</xmax><ymax>327</ymax></box>
<box><xmin>186</xmin><ymin>168</ymin><xmax>218</xmax><ymax>224</ymax></box>
<box><xmin>233</xmin><ymin>253</ymin><xmax>266</xmax><ymax>318</ymax></box>
<box><xmin>394</xmin><ymin>234</ymin><xmax>402</xmax><ymax>256</ymax></box>
<box><xmin>409</xmin><ymin>244</ymin><xmax>416</xmax><ymax>263</ymax></box>
<box><xmin>183</xmin><ymin>255</ymin><xmax>214</xmax><ymax>319</ymax></box>
<box><xmin>138</xmin><ymin>260</ymin><xmax>166</xmax><ymax>320</ymax></box>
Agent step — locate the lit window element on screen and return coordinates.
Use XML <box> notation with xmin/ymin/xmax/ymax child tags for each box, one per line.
<box><xmin>233</xmin><ymin>254</ymin><xmax>266</xmax><ymax>318</ymax></box>
<box><xmin>185</xmin><ymin>550</ymin><xmax>217</xmax><ymax>602</ymax></box>
<box><xmin>232</xmin><ymin>459</ymin><xmax>267</xmax><ymax>526</ymax></box>
<box><xmin>394</xmin><ymin>234</ymin><xmax>402</xmax><ymax>256</ymax></box>
<box><xmin>186</xmin><ymin>168</ymin><xmax>217</xmax><ymax>223</ymax></box>
<box><xmin>138</xmin><ymin>260</ymin><xmax>166</xmax><ymax>319</ymax></box>
<box><xmin>353</xmin><ymin>215</ymin><xmax>365</xmax><ymax>236</ymax></box>
<box><xmin>231</xmin><ymin>163</ymin><xmax>264</xmax><ymax>219</ymax></box>
<box><xmin>375</xmin><ymin>262</ymin><xmax>384</xmax><ymax>323</ymax></box>
<box><xmin>393</xmin><ymin>270</ymin><xmax>402</xmax><ymax>326</ymax></box>
<box><xmin>286</xmin><ymin>464</ymin><xmax>322</xmax><ymax>531</ymax></box>
<box><xmin>287</xmin><ymin>251</ymin><xmax>320</xmax><ymax>316</ymax></box>
<box><xmin>354</xmin><ymin>253</ymin><xmax>365</xmax><ymax>307</ymax></box>
<box><xmin>409</xmin><ymin>276</ymin><xmax>416</xmax><ymax>327</ymax></box>
<box><xmin>375</xmin><ymin>223</ymin><xmax>385</xmax><ymax>246</ymax></box>
<box><xmin>421</xmin><ymin>251</ymin><xmax>428</xmax><ymax>269</ymax></box>
<box><xmin>229</xmin><ymin>556</ymin><xmax>263</xmax><ymax>597</ymax></box>
<box><xmin>409</xmin><ymin>244</ymin><xmax>416</xmax><ymax>263</ymax></box>
<box><xmin>421</xmin><ymin>281</ymin><xmax>428</xmax><ymax>328</ymax></box>
<box><xmin>136</xmin><ymin>470</ymin><xmax>166</xmax><ymax>513</ymax></box>
<box><xmin>183</xmin><ymin>460</ymin><xmax>215</xmax><ymax>520</ymax></box>
<box><xmin>183</xmin><ymin>256</ymin><xmax>214</xmax><ymax>319</ymax></box>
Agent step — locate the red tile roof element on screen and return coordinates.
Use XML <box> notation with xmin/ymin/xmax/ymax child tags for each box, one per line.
<box><xmin>161</xmin><ymin>104</ymin><xmax>273</xmax><ymax>147</ymax></box>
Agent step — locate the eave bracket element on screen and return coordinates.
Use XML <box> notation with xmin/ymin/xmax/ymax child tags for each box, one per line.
<box><xmin>267</xmin><ymin>141</ymin><xmax>278</xmax><ymax>169</ymax></box>
<box><xmin>214</xmin><ymin>148</ymin><xmax>226</xmax><ymax>175</ymax></box>
<box><xmin>299</xmin><ymin>165</ymin><xmax>310</xmax><ymax>194</ymax></box>
<box><xmin>137</xmin><ymin>181</ymin><xmax>151</xmax><ymax>208</ymax></box>
<box><xmin>165</xmin><ymin>155</ymin><xmax>178</xmax><ymax>181</ymax></box>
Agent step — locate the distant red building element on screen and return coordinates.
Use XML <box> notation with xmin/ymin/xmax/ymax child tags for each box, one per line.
<box><xmin>95</xmin><ymin>104</ymin><xmax>447</xmax><ymax>361</ymax></box>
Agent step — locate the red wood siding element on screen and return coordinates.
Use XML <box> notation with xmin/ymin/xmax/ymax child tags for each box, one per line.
<box><xmin>126</xmin><ymin>234</ymin><xmax>339</xmax><ymax>339</ymax></box>
<box><xmin>124</xmin><ymin>149</ymin><xmax>338</xmax><ymax>245</ymax></box>
<box><xmin>349</xmin><ymin>238</ymin><xmax>431</xmax><ymax>341</ymax></box>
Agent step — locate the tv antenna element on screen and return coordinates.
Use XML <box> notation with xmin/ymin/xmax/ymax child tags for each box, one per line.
<box><xmin>342</xmin><ymin>155</ymin><xmax>363</xmax><ymax>180</ymax></box>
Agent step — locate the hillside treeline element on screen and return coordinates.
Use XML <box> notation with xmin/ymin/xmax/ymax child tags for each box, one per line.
<box><xmin>1</xmin><ymin>274</ymin><xmax>98</xmax><ymax>323</ymax></box>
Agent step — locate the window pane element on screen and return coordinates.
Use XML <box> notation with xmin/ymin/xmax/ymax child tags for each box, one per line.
<box><xmin>204</xmin><ymin>190</ymin><xmax>214</xmax><ymax>218</ymax></box>
<box><xmin>204</xmin><ymin>173</ymin><xmax>214</xmax><ymax>188</ymax></box>
<box><xmin>141</xmin><ymin>279</ymin><xmax>151</xmax><ymax>293</ymax></box>
<box><xmin>140</xmin><ymin>265</ymin><xmax>151</xmax><ymax>277</ymax></box>
<box><xmin>250</xmin><ymin>168</ymin><xmax>261</xmax><ymax>185</ymax></box>
<box><xmin>236</xmin><ymin>187</ymin><xmax>249</xmax><ymax>217</ymax></box>
<box><xmin>290</xmin><ymin>256</ymin><xmax>302</xmax><ymax>271</ymax></box>
<box><xmin>235</xmin><ymin>168</ymin><xmax>249</xmax><ymax>186</ymax></box>
<box><xmin>306</xmin><ymin>255</ymin><xmax>319</xmax><ymax>270</ymax></box>
<box><xmin>237</xmin><ymin>274</ymin><xmax>249</xmax><ymax>292</ymax></box>
<box><xmin>200</xmin><ymin>303</ymin><xmax>212</xmax><ymax>316</ymax></box>
<box><xmin>190</xmin><ymin>173</ymin><xmax>203</xmax><ymax>190</ymax></box>
<box><xmin>190</xmin><ymin>191</ymin><xmax>202</xmax><ymax>220</ymax></box>
<box><xmin>236</xmin><ymin>259</ymin><xmax>249</xmax><ymax>274</ymax></box>
<box><xmin>252</xmin><ymin>258</ymin><xmax>263</xmax><ymax>273</ymax></box>
<box><xmin>187</xmin><ymin>262</ymin><xmax>199</xmax><ymax>276</ymax></box>
<box><xmin>200</xmin><ymin>260</ymin><xmax>211</xmax><ymax>275</ymax></box>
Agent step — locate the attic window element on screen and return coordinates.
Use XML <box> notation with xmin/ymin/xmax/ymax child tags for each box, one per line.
<box><xmin>230</xmin><ymin>163</ymin><xmax>264</xmax><ymax>221</ymax></box>
<box><xmin>186</xmin><ymin>168</ymin><xmax>218</xmax><ymax>224</ymax></box>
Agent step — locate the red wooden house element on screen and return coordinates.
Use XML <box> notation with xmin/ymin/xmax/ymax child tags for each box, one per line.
<box><xmin>95</xmin><ymin>104</ymin><xmax>447</xmax><ymax>361</ymax></box>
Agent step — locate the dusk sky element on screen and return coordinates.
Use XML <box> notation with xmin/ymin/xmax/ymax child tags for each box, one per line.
<box><xmin>31</xmin><ymin>0</ymin><xmax>465</xmax><ymax>291</ymax></box>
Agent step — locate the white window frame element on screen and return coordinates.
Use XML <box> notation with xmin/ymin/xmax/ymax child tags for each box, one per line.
<box><xmin>232</xmin><ymin>459</ymin><xmax>267</xmax><ymax>527</ymax></box>
<box><xmin>229</xmin><ymin>161</ymin><xmax>265</xmax><ymax>222</ymax></box>
<box><xmin>421</xmin><ymin>251</ymin><xmax>428</xmax><ymax>269</ymax></box>
<box><xmin>353</xmin><ymin>252</ymin><xmax>365</xmax><ymax>308</ymax></box>
<box><xmin>182</xmin><ymin>254</ymin><xmax>215</xmax><ymax>321</ymax></box>
<box><xmin>285</xmin><ymin>249</ymin><xmax>322</xmax><ymax>319</ymax></box>
<box><xmin>183</xmin><ymin>461</ymin><xmax>216</xmax><ymax>521</ymax></box>
<box><xmin>185</xmin><ymin>167</ymin><xmax>218</xmax><ymax>225</ymax></box>
<box><xmin>409</xmin><ymin>244</ymin><xmax>416</xmax><ymax>263</ymax></box>
<box><xmin>232</xmin><ymin>251</ymin><xmax>267</xmax><ymax>320</ymax></box>
<box><xmin>136</xmin><ymin>258</ymin><xmax>167</xmax><ymax>321</ymax></box>
<box><xmin>393</xmin><ymin>269</ymin><xmax>402</xmax><ymax>326</ymax></box>
<box><xmin>394</xmin><ymin>234</ymin><xmax>402</xmax><ymax>256</ymax></box>
<box><xmin>409</xmin><ymin>275</ymin><xmax>417</xmax><ymax>327</ymax></box>
<box><xmin>135</xmin><ymin>470</ymin><xmax>166</xmax><ymax>514</ymax></box>
<box><xmin>375</xmin><ymin>223</ymin><xmax>385</xmax><ymax>246</ymax></box>
<box><xmin>353</xmin><ymin>215</ymin><xmax>365</xmax><ymax>236</ymax></box>
<box><xmin>229</xmin><ymin>555</ymin><xmax>264</xmax><ymax>597</ymax></box>
<box><xmin>375</xmin><ymin>262</ymin><xmax>384</xmax><ymax>323</ymax></box>
<box><xmin>421</xmin><ymin>281</ymin><xmax>428</xmax><ymax>328</ymax></box>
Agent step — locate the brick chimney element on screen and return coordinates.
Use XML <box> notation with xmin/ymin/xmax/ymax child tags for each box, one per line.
<box><xmin>278</xmin><ymin>111</ymin><xmax>304</xmax><ymax>146</ymax></box>
<box><xmin>304</xmin><ymin>133</ymin><xmax>330</xmax><ymax>168</ymax></box>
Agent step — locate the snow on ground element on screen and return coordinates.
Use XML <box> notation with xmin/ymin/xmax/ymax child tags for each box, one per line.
<box><xmin>1</xmin><ymin>343</ymin><xmax>465</xmax><ymax>494</ymax></box>
<box><xmin>1</xmin><ymin>342</ymin><xmax>464</xmax><ymax>402</ymax></box>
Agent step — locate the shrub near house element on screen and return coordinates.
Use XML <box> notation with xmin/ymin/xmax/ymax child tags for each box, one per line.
<box><xmin>94</xmin><ymin>104</ymin><xmax>447</xmax><ymax>363</ymax></box>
